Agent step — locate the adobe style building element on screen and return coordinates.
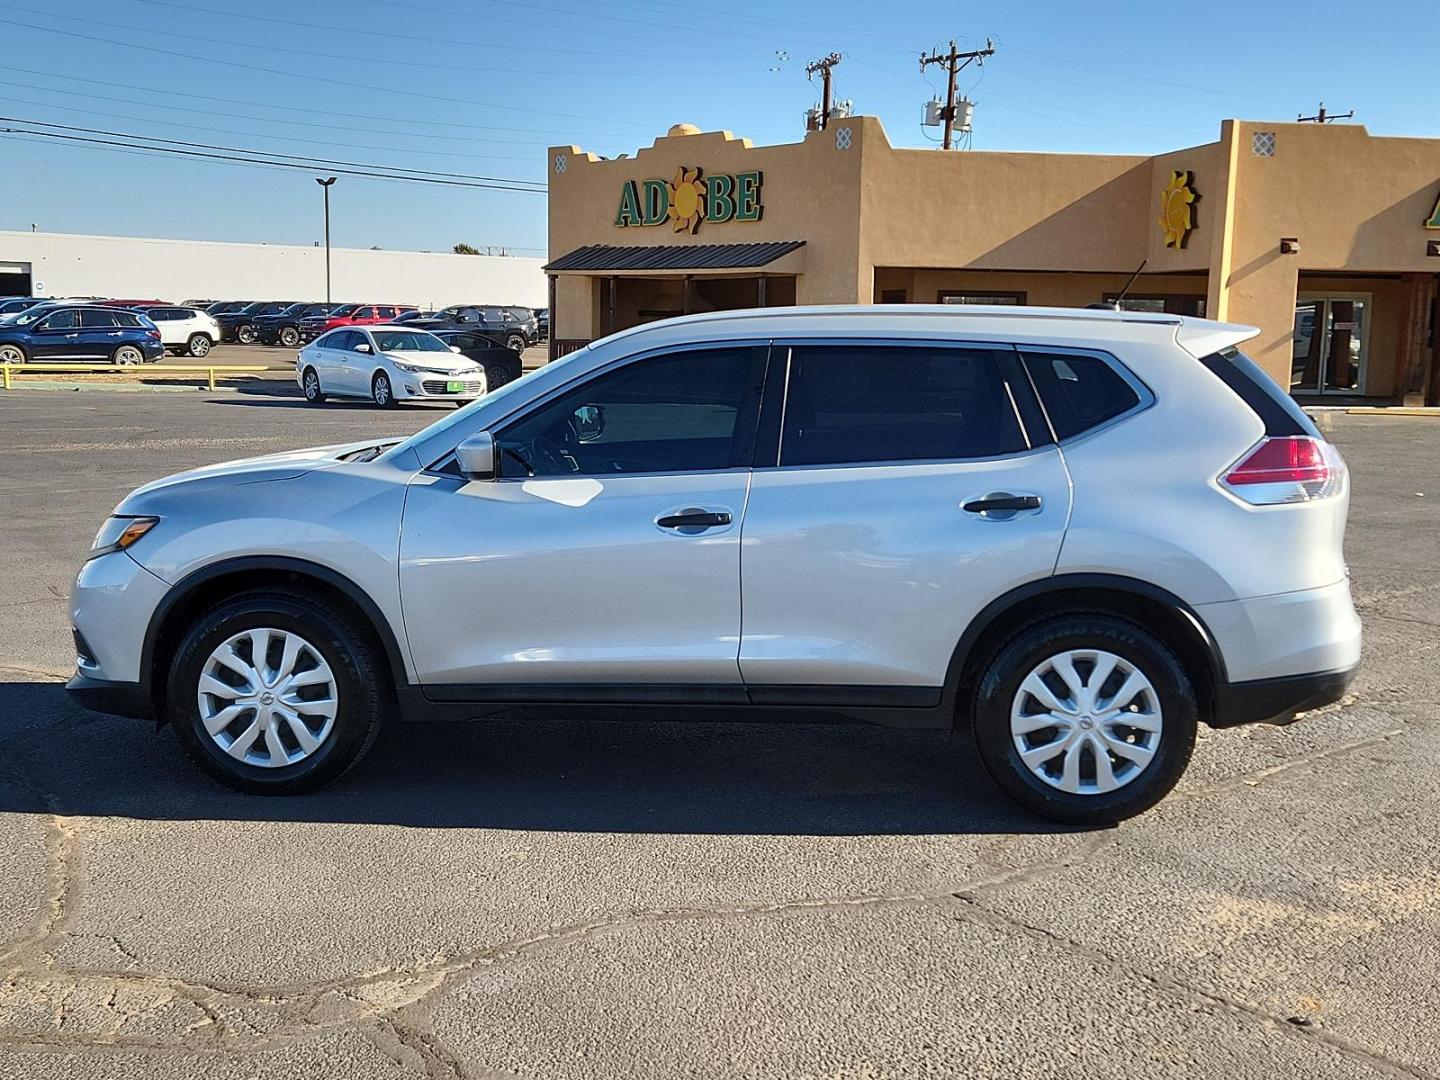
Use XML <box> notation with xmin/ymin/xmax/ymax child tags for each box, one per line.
<box><xmin>546</xmin><ymin>117</ymin><xmax>1440</xmax><ymax>402</ymax></box>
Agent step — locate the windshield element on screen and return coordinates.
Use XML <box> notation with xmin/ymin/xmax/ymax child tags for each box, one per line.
<box><xmin>328</xmin><ymin>304</ymin><xmax>358</xmax><ymax>316</ymax></box>
<box><xmin>4</xmin><ymin>304</ymin><xmax>57</xmax><ymax>326</ymax></box>
<box><xmin>237</xmin><ymin>302</ymin><xmax>266</xmax><ymax>315</ymax></box>
<box><xmin>372</xmin><ymin>330</ymin><xmax>448</xmax><ymax>353</ymax></box>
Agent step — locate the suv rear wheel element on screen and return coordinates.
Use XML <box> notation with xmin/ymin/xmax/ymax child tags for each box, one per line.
<box><xmin>971</xmin><ymin>613</ymin><xmax>1197</xmax><ymax>825</ymax></box>
<box><xmin>113</xmin><ymin>344</ymin><xmax>144</xmax><ymax>366</ymax></box>
<box><xmin>167</xmin><ymin>589</ymin><xmax>387</xmax><ymax>793</ymax></box>
<box><xmin>505</xmin><ymin>333</ymin><xmax>526</xmax><ymax>353</ymax></box>
<box><xmin>186</xmin><ymin>334</ymin><xmax>212</xmax><ymax>358</ymax></box>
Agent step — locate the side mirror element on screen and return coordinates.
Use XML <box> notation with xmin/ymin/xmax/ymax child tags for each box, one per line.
<box><xmin>455</xmin><ymin>432</ymin><xmax>497</xmax><ymax>481</ymax></box>
<box><xmin>450</xmin><ymin>345</ymin><xmax>463</xmax><ymax>353</ymax></box>
<box><xmin>573</xmin><ymin>404</ymin><xmax>605</xmax><ymax>443</ymax></box>
<box><xmin>354</xmin><ymin>342</ymin><xmax>371</xmax><ymax>353</ymax></box>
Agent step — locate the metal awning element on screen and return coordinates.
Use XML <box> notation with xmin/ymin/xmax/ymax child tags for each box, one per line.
<box><xmin>545</xmin><ymin>240</ymin><xmax>805</xmax><ymax>273</ymax></box>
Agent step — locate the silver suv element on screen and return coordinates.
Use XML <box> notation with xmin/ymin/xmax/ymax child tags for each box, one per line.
<box><xmin>67</xmin><ymin>306</ymin><xmax>1361</xmax><ymax>823</ymax></box>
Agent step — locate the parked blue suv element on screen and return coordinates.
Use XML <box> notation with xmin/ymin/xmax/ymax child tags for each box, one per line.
<box><xmin>0</xmin><ymin>304</ymin><xmax>165</xmax><ymax>365</ymax></box>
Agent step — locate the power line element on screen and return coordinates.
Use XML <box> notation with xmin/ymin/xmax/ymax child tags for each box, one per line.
<box><xmin>3</xmin><ymin>66</ymin><xmax>632</xmax><ymax>141</ymax></box>
<box><xmin>0</xmin><ymin>92</ymin><xmax>554</xmax><ymax>164</ymax></box>
<box><xmin>118</xmin><ymin>0</ymin><xmax>745</xmax><ymax>62</ymax></box>
<box><xmin>0</xmin><ymin>13</ymin><xmax>644</xmax><ymax>125</ymax></box>
<box><xmin>0</xmin><ymin>118</ymin><xmax>547</xmax><ymax>191</ymax></box>
<box><xmin>0</xmin><ymin>79</ymin><xmax>585</xmax><ymax>148</ymax></box>
<box><xmin>0</xmin><ymin>3</ymin><xmax>745</xmax><ymax>79</ymax></box>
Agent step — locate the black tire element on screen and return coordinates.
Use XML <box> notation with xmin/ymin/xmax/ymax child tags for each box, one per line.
<box><xmin>970</xmin><ymin>613</ymin><xmax>1197</xmax><ymax>825</ymax></box>
<box><xmin>279</xmin><ymin>326</ymin><xmax>301</xmax><ymax>348</ymax></box>
<box><xmin>484</xmin><ymin>362</ymin><xmax>512</xmax><ymax>390</ymax></box>
<box><xmin>0</xmin><ymin>344</ymin><xmax>26</xmax><ymax>365</ymax></box>
<box><xmin>371</xmin><ymin>370</ymin><xmax>396</xmax><ymax>408</ymax></box>
<box><xmin>301</xmin><ymin>366</ymin><xmax>326</xmax><ymax>404</ymax></box>
<box><xmin>112</xmin><ymin>344</ymin><xmax>144</xmax><ymax>366</ymax></box>
<box><xmin>187</xmin><ymin>334</ymin><xmax>213</xmax><ymax>358</ymax></box>
<box><xmin>166</xmin><ymin>589</ymin><xmax>388</xmax><ymax>794</ymax></box>
<box><xmin>505</xmin><ymin>333</ymin><xmax>526</xmax><ymax>353</ymax></box>
<box><xmin>237</xmin><ymin>324</ymin><xmax>257</xmax><ymax>345</ymax></box>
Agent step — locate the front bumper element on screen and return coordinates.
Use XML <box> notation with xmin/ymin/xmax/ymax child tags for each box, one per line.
<box><xmin>393</xmin><ymin>373</ymin><xmax>486</xmax><ymax>401</ymax></box>
<box><xmin>1212</xmin><ymin>665</ymin><xmax>1357</xmax><ymax>728</ymax></box>
<box><xmin>68</xmin><ymin>550</ymin><xmax>169</xmax><ymax>717</ymax></box>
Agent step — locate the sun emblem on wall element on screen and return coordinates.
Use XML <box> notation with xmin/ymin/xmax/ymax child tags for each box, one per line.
<box><xmin>1159</xmin><ymin>170</ymin><xmax>1199</xmax><ymax>249</ymax></box>
<box><xmin>666</xmin><ymin>166</ymin><xmax>706</xmax><ymax>233</ymax></box>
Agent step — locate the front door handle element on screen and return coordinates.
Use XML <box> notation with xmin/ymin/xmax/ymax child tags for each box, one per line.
<box><xmin>962</xmin><ymin>492</ymin><xmax>1043</xmax><ymax>517</ymax></box>
<box><xmin>656</xmin><ymin>507</ymin><xmax>733</xmax><ymax>531</ymax></box>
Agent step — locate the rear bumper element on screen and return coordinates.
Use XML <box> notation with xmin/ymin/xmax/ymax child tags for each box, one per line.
<box><xmin>1212</xmin><ymin>664</ymin><xmax>1356</xmax><ymax>728</ymax></box>
<box><xmin>66</xmin><ymin>674</ymin><xmax>151</xmax><ymax>720</ymax></box>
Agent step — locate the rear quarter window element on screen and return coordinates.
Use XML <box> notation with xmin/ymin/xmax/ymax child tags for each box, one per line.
<box><xmin>1021</xmin><ymin>351</ymin><xmax>1143</xmax><ymax>440</ymax></box>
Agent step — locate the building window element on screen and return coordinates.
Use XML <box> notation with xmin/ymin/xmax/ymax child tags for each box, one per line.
<box><xmin>879</xmin><ymin>289</ymin><xmax>908</xmax><ymax>304</ymax></box>
<box><xmin>1252</xmin><ymin>132</ymin><xmax>1276</xmax><ymax>157</ymax></box>
<box><xmin>937</xmin><ymin>290</ymin><xmax>1026</xmax><ymax>306</ymax></box>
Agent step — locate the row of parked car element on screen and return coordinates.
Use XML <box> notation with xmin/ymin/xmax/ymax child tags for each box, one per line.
<box><xmin>189</xmin><ymin>299</ymin><xmax>546</xmax><ymax>353</ymax></box>
<box><xmin>0</xmin><ymin>295</ymin><xmax>543</xmax><ymax>402</ymax></box>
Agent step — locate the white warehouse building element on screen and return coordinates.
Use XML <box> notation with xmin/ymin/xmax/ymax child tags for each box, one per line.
<box><xmin>0</xmin><ymin>230</ymin><xmax>548</xmax><ymax>309</ymax></box>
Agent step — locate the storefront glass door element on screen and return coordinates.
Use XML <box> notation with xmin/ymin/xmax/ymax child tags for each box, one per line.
<box><xmin>1292</xmin><ymin>295</ymin><xmax>1368</xmax><ymax>395</ymax></box>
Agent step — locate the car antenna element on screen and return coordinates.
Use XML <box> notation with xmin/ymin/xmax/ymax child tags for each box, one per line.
<box><xmin>1087</xmin><ymin>259</ymin><xmax>1147</xmax><ymax>310</ymax></box>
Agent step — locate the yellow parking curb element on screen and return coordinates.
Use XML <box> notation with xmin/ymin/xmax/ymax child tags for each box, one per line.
<box><xmin>1</xmin><ymin>363</ymin><xmax>289</xmax><ymax>392</ymax></box>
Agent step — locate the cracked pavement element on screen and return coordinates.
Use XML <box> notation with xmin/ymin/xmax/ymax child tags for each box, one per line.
<box><xmin>1</xmin><ymin>393</ymin><xmax>1437</xmax><ymax>1078</ymax></box>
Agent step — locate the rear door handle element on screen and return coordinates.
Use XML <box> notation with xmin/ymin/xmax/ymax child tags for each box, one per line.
<box><xmin>656</xmin><ymin>507</ymin><xmax>733</xmax><ymax>531</ymax></box>
<box><xmin>962</xmin><ymin>492</ymin><xmax>1043</xmax><ymax>517</ymax></box>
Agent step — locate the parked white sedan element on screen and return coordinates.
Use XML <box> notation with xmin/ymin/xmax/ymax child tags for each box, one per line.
<box><xmin>296</xmin><ymin>326</ymin><xmax>487</xmax><ymax>407</ymax></box>
<box><xmin>141</xmin><ymin>306</ymin><xmax>222</xmax><ymax>357</ymax></box>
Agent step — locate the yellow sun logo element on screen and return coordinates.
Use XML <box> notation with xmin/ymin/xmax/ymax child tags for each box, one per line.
<box><xmin>666</xmin><ymin>166</ymin><xmax>706</xmax><ymax>234</ymax></box>
<box><xmin>1159</xmin><ymin>170</ymin><xmax>1199</xmax><ymax>249</ymax></box>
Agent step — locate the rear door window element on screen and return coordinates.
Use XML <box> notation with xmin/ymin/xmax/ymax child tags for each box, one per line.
<box><xmin>1020</xmin><ymin>351</ymin><xmax>1143</xmax><ymax>441</ymax></box>
<box><xmin>81</xmin><ymin>310</ymin><xmax>121</xmax><ymax>328</ymax></box>
<box><xmin>778</xmin><ymin>344</ymin><xmax>1031</xmax><ymax>467</ymax></box>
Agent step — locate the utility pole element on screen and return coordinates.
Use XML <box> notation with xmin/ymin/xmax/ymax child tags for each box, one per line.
<box><xmin>1297</xmin><ymin>101</ymin><xmax>1353</xmax><ymax>123</ymax></box>
<box><xmin>920</xmin><ymin>39</ymin><xmax>994</xmax><ymax>150</ymax></box>
<box><xmin>805</xmin><ymin>53</ymin><xmax>842</xmax><ymax>131</ymax></box>
<box><xmin>315</xmin><ymin>176</ymin><xmax>337</xmax><ymax>303</ymax></box>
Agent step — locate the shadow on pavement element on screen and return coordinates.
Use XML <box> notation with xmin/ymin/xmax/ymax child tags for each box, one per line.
<box><xmin>0</xmin><ymin>681</ymin><xmax>1067</xmax><ymax>837</ymax></box>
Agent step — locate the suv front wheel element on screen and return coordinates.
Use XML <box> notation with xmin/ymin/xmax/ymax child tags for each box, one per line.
<box><xmin>167</xmin><ymin>589</ymin><xmax>388</xmax><ymax>793</ymax></box>
<box><xmin>971</xmin><ymin>613</ymin><xmax>1197</xmax><ymax>825</ymax></box>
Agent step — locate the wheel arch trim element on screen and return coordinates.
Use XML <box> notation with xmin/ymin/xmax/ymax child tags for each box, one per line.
<box><xmin>140</xmin><ymin>555</ymin><xmax>412</xmax><ymax>710</ymax></box>
<box><xmin>945</xmin><ymin>573</ymin><xmax>1228</xmax><ymax>706</ymax></box>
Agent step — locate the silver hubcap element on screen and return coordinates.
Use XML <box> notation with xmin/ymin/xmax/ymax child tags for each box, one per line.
<box><xmin>374</xmin><ymin>377</ymin><xmax>389</xmax><ymax>403</ymax></box>
<box><xmin>1010</xmin><ymin>648</ymin><xmax>1163</xmax><ymax>795</ymax></box>
<box><xmin>197</xmin><ymin>628</ymin><xmax>339</xmax><ymax>768</ymax></box>
<box><xmin>115</xmin><ymin>348</ymin><xmax>140</xmax><ymax>365</ymax></box>
<box><xmin>305</xmin><ymin>372</ymin><xmax>319</xmax><ymax>397</ymax></box>
<box><xmin>283</xmin><ymin>330</ymin><xmax>298</xmax><ymax>345</ymax></box>
<box><xmin>191</xmin><ymin>337</ymin><xmax>210</xmax><ymax>356</ymax></box>
<box><xmin>0</xmin><ymin>346</ymin><xmax>22</xmax><ymax>363</ymax></box>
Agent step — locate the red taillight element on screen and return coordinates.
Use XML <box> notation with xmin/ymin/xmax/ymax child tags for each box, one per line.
<box><xmin>1224</xmin><ymin>436</ymin><xmax>1328</xmax><ymax>486</ymax></box>
<box><xmin>1220</xmin><ymin>436</ymin><xmax>1343</xmax><ymax>505</ymax></box>
<box><xmin>146</xmin><ymin>329</ymin><xmax>161</xmax><ymax>340</ymax></box>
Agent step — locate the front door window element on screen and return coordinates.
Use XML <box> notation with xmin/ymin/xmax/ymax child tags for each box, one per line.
<box><xmin>1293</xmin><ymin>296</ymin><xmax>1367</xmax><ymax>395</ymax></box>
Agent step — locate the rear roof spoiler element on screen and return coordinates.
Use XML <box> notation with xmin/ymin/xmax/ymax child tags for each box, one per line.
<box><xmin>1175</xmin><ymin>319</ymin><xmax>1261</xmax><ymax>359</ymax></box>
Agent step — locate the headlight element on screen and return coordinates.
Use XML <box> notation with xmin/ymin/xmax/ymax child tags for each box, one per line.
<box><xmin>390</xmin><ymin>361</ymin><xmax>430</xmax><ymax>374</ymax></box>
<box><xmin>89</xmin><ymin>515</ymin><xmax>159</xmax><ymax>560</ymax></box>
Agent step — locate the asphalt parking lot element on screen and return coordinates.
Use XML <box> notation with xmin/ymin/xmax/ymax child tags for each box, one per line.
<box><xmin>1</xmin><ymin>391</ymin><xmax>1438</xmax><ymax>1078</ymax></box>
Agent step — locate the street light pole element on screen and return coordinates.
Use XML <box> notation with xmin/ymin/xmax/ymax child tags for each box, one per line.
<box><xmin>315</xmin><ymin>176</ymin><xmax>337</xmax><ymax>303</ymax></box>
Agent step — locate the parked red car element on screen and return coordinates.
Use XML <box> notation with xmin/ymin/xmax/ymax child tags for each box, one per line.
<box><xmin>296</xmin><ymin>303</ymin><xmax>415</xmax><ymax>341</ymax></box>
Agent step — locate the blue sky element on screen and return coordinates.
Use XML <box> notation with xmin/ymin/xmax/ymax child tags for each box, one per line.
<box><xmin>1</xmin><ymin>0</ymin><xmax>1435</xmax><ymax>255</ymax></box>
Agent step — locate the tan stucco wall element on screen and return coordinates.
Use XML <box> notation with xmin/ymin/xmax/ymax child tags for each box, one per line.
<box><xmin>550</xmin><ymin>117</ymin><xmax>1440</xmax><ymax>396</ymax></box>
<box><xmin>1213</xmin><ymin>121</ymin><xmax>1440</xmax><ymax>389</ymax></box>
